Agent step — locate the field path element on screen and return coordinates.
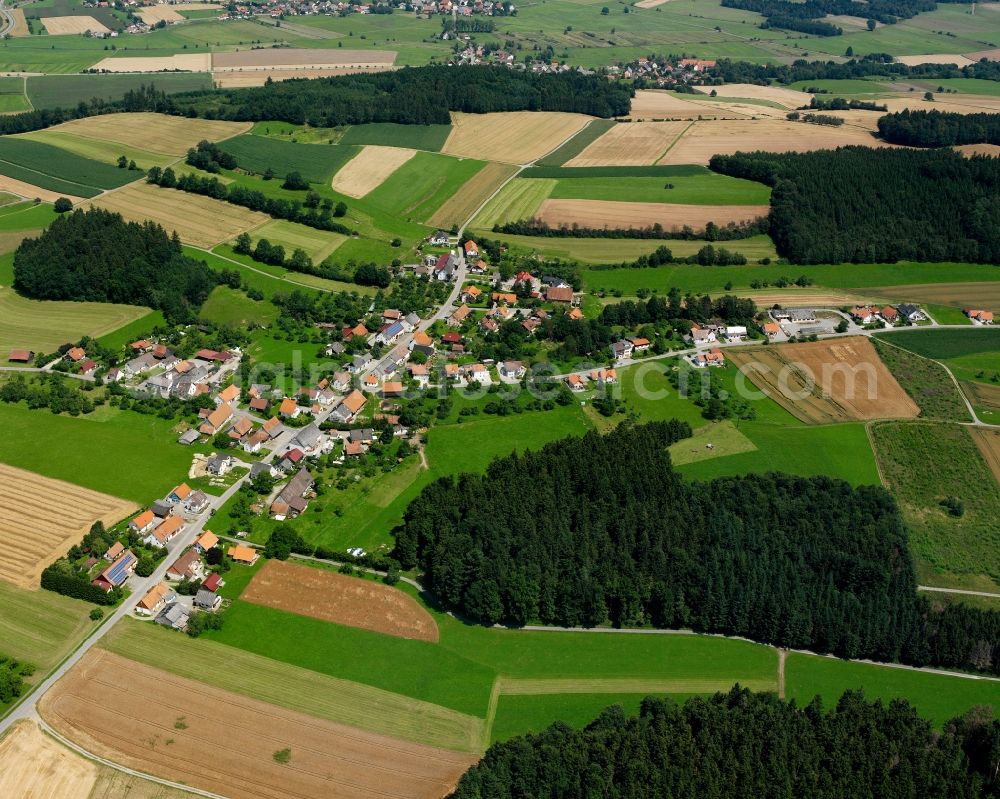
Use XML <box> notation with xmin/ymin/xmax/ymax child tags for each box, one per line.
<box><xmin>777</xmin><ymin>649</ymin><xmax>787</xmax><ymax>699</ymax></box>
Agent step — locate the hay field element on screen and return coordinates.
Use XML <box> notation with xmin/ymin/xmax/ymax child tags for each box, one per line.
<box><xmin>8</xmin><ymin>9</ymin><xmax>29</xmax><ymax>36</ymax></box>
<box><xmin>470</xmin><ymin>177</ymin><xmax>555</xmax><ymax>228</ymax></box>
<box><xmin>743</xmin><ymin>290</ymin><xmax>870</xmax><ymax>307</ymax></box>
<box><xmin>0</xmin><ymin>174</ymin><xmax>85</xmax><ymax>204</ymax></box>
<box><xmin>867</xmin><ymin>281</ymin><xmax>1000</xmax><ymax>310</ymax></box>
<box><xmin>535</xmin><ymin>199</ymin><xmax>768</xmax><ymax>229</ymax></box>
<box><xmin>971</xmin><ymin>427</ymin><xmax>1000</xmax><ymax>486</ymax></box>
<box><xmin>727</xmin><ymin>338</ymin><xmax>919</xmax><ymax>424</ymax></box>
<box><xmin>89</xmin><ymin>183</ymin><xmax>268</xmax><ymax>248</ymax></box>
<box><xmin>629</xmin><ymin>90</ymin><xmax>708</xmax><ymax>118</ymax></box>
<box><xmin>52</xmin><ymin>113</ymin><xmax>250</xmax><ymax>156</ymax></box>
<box><xmin>18</xmin><ymin>129</ymin><xmax>176</xmax><ymax>171</ymax></box>
<box><xmin>428</xmin><ymin>161</ymin><xmax>518</xmax><ymax>228</ymax></box>
<box><xmin>0</xmin><ymin>721</ymin><xmax>97</xmax><ymax>798</ymax></box>
<box><xmin>565</xmin><ymin>121</ymin><xmax>689</xmax><ymax>167</ymax></box>
<box><xmin>443</xmin><ymin>111</ymin><xmax>591</xmax><ymax>164</ymax></box>
<box><xmin>249</xmin><ymin>219</ymin><xmax>346</xmax><ymax>262</ymax></box>
<box><xmin>661</xmin><ymin>119</ymin><xmax>887</xmax><ymax>165</ymax></box>
<box><xmin>41</xmin><ymin>650</ymin><xmax>476</xmax><ymax>799</ymax></box>
<box><xmin>212</xmin><ymin>48</ymin><xmax>396</xmax><ymax>70</ymax></box>
<box><xmin>136</xmin><ymin>6</ymin><xmax>184</xmax><ymax>23</ymax></box>
<box><xmin>330</xmin><ymin>145</ymin><xmax>416</xmax><ymax>198</ymax></box>
<box><xmin>0</xmin><ymin>285</ymin><xmax>149</xmax><ymax>362</ymax></box>
<box><xmin>213</xmin><ymin>65</ymin><xmax>396</xmax><ymax>88</ymax></box>
<box><xmin>40</xmin><ymin>15</ymin><xmax>110</xmax><ymax>34</ymax></box>
<box><xmin>896</xmin><ymin>54</ymin><xmax>976</xmax><ymax>66</ymax></box>
<box><xmin>243</xmin><ymin>560</ymin><xmax>439</xmax><ymax>641</ymax></box>
<box><xmin>90</xmin><ymin>54</ymin><xmax>211</xmax><ymax>72</ymax></box>
<box><xmin>0</xmin><ymin>464</ymin><xmax>135</xmax><ymax>588</ymax></box>
<box><xmin>713</xmin><ymin>83</ymin><xmax>813</xmax><ymax>109</ymax></box>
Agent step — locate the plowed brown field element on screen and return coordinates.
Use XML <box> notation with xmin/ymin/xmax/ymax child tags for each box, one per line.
<box><xmin>242</xmin><ymin>559</ymin><xmax>439</xmax><ymax>641</ymax></box>
<box><xmin>0</xmin><ymin>464</ymin><xmax>135</xmax><ymax>588</ymax></box>
<box><xmin>40</xmin><ymin>650</ymin><xmax>475</xmax><ymax>799</ymax></box>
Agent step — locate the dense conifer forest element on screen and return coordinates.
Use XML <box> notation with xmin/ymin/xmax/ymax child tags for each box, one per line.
<box><xmin>13</xmin><ymin>209</ymin><xmax>217</xmax><ymax>323</ymax></box>
<box><xmin>877</xmin><ymin>108</ymin><xmax>1000</xmax><ymax>146</ymax></box>
<box><xmin>393</xmin><ymin>424</ymin><xmax>1000</xmax><ymax>674</ymax></box>
<box><xmin>708</xmin><ymin>55</ymin><xmax>1000</xmax><ymax>85</ymax></box>
<box><xmin>452</xmin><ymin>689</ymin><xmax>1000</xmax><ymax>799</ymax></box>
<box><xmin>709</xmin><ymin>147</ymin><xmax>1000</xmax><ymax>264</ymax></box>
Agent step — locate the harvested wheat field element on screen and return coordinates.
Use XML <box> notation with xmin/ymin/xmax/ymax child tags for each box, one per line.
<box><xmin>727</xmin><ymin>337</ymin><xmax>919</xmax><ymax>424</ymax></box>
<box><xmin>868</xmin><ymin>281</ymin><xmax>1000</xmax><ymax>310</ymax></box>
<box><xmin>331</xmin><ymin>145</ymin><xmax>416</xmax><ymax>198</ymax></box>
<box><xmin>0</xmin><ymin>174</ymin><xmax>85</xmax><ymax>204</ymax></box>
<box><xmin>713</xmin><ymin>83</ymin><xmax>813</xmax><ymax>109</ymax></box>
<box><xmin>635</xmin><ymin>0</ymin><xmax>671</xmax><ymax>6</ymax></box>
<box><xmin>661</xmin><ymin>119</ymin><xmax>887</xmax><ymax>165</ymax></box>
<box><xmin>0</xmin><ymin>721</ymin><xmax>97</xmax><ymax>799</ymax></box>
<box><xmin>52</xmin><ymin>113</ymin><xmax>250</xmax><ymax>156</ymax></box>
<box><xmin>213</xmin><ymin>48</ymin><xmax>396</xmax><ymax>71</ymax></box>
<box><xmin>90</xmin><ymin>54</ymin><xmax>211</xmax><ymax>73</ymax></box>
<box><xmin>8</xmin><ymin>8</ymin><xmax>29</xmax><ymax>36</ymax></box>
<box><xmin>428</xmin><ymin>161</ymin><xmax>519</xmax><ymax>228</ymax></box>
<box><xmin>213</xmin><ymin>66</ymin><xmax>396</xmax><ymax>87</ymax></box>
<box><xmin>136</xmin><ymin>6</ymin><xmax>184</xmax><ymax>23</ymax></box>
<box><xmin>535</xmin><ymin>198</ymin><xmax>768</xmax><ymax>230</ymax></box>
<box><xmin>971</xmin><ymin>427</ymin><xmax>1000</xmax><ymax>486</ymax></box>
<box><xmin>955</xmin><ymin>143</ymin><xmax>1000</xmax><ymax>157</ymax></box>
<box><xmin>41</xmin><ymin>650</ymin><xmax>474</xmax><ymax>799</ymax></box>
<box><xmin>565</xmin><ymin>121</ymin><xmax>688</xmax><ymax>166</ymax></box>
<box><xmin>242</xmin><ymin>559</ymin><xmax>439</xmax><ymax>641</ymax></box>
<box><xmin>629</xmin><ymin>89</ymin><xmax>710</xmax><ymax>119</ymax></box>
<box><xmin>0</xmin><ymin>464</ymin><xmax>135</xmax><ymax>589</ymax></box>
<box><xmin>743</xmin><ymin>290</ymin><xmax>870</xmax><ymax>308</ymax></box>
<box><xmin>40</xmin><ymin>15</ymin><xmax>110</xmax><ymax>35</ymax></box>
<box><xmin>89</xmin><ymin>183</ymin><xmax>268</xmax><ymax>248</ymax></box>
<box><xmin>443</xmin><ymin>111</ymin><xmax>591</xmax><ymax>164</ymax></box>
<box><xmin>896</xmin><ymin>53</ymin><xmax>975</xmax><ymax>66</ymax></box>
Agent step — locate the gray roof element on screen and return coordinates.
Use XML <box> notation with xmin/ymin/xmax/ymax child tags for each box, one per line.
<box><xmin>405</xmin><ymin>312</ymin><xmax>420</xmax><ymax>326</ymax></box>
<box><xmin>178</xmin><ymin>429</ymin><xmax>201</xmax><ymax>444</ymax></box>
<box><xmin>186</xmin><ymin>490</ymin><xmax>209</xmax><ymax>509</ymax></box>
<box><xmin>194</xmin><ymin>588</ymin><xmax>218</xmax><ymax>609</ymax></box>
<box><xmin>348</xmin><ymin>428</ymin><xmax>374</xmax><ymax>443</ymax></box>
<box><xmin>898</xmin><ymin>303</ymin><xmax>920</xmax><ymax>316</ymax></box>
<box><xmin>351</xmin><ymin>354</ymin><xmax>371</xmax><ymax>370</ymax></box>
<box><xmin>295</xmin><ymin>424</ymin><xmax>324</xmax><ymax>450</ymax></box>
<box><xmin>151</xmin><ymin>500</ymin><xmax>172</xmax><ymax>518</ymax></box>
<box><xmin>278</xmin><ymin>468</ymin><xmax>314</xmax><ymax>504</ymax></box>
<box><xmin>156</xmin><ymin>603</ymin><xmax>189</xmax><ymax>628</ymax></box>
<box><xmin>250</xmin><ymin>462</ymin><xmax>274</xmax><ymax>478</ymax></box>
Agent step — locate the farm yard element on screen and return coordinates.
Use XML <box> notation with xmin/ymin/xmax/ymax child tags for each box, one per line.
<box><xmin>40</xmin><ymin>649</ymin><xmax>476</xmax><ymax>799</ymax></box>
<box><xmin>442</xmin><ymin>112</ymin><xmax>592</xmax><ymax>164</ymax></box>
<box><xmin>330</xmin><ymin>145</ymin><xmax>416</xmax><ymax>198</ymax></box>
<box><xmin>241</xmin><ymin>560</ymin><xmax>439</xmax><ymax>642</ymax></box>
<box><xmin>726</xmin><ymin>339</ymin><xmax>919</xmax><ymax>424</ymax></box>
<box><xmin>0</xmin><ymin>464</ymin><xmax>135</xmax><ymax>589</ymax></box>
<box><xmin>89</xmin><ymin>183</ymin><xmax>270</xmax><ymax>249</ymax></box>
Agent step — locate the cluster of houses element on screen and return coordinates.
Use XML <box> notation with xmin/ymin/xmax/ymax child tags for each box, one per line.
<box><xmin>608</xmin><ymin>57</ymin><xmax>718</xmax><ymax>87</ymax></box>
<box><xmin>849</xmin><ymin>304</ymin><xmax>924</xmax><ymax>326</ymax></box>
<box><xmin>123</xmin><ymin>341</ymin><xmax>241</xmax><ymax>401</ymax></box>
<box><xmin>564</xmin><ymin>368</ymin><xmax>619</xmax><ymax>392</ymax></box>
<box><xmin>965</xmin><ymin>308</ymin><xmax>995</xmax><ymax>325</ymax></box>
<box><xmin>610</xmin><ymin>336</ymin><xmax>652</xmax><ymax>361</ymax></box>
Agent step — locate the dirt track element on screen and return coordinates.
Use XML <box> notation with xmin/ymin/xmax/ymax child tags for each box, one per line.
<box><xmin>242</xmin><ymin>560</ymin><xmax>440</xmax><ymax>641</ymax></box>
<box><xmin>40</xmin><ymin>650</ymin><xmax>474</xmax><ymax>799</ymax></box>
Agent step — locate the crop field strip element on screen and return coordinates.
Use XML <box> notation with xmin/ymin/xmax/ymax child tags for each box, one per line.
<box><xmin>219</xmin><ymin>134</ymin><xmax>361</xmax><ymax>183</ymax></box>
<box><xmin>51</xmin><ymin>113</ymin><xmax>251</xmax><ymax>157</ymax></box>
<box><xmin>970</xmin><ymin>427</ymin><xmax>1000</xmax><ymax>486</ymax></box>
<box><xmin>248</xmin><ymin>219</ymin><xmax>347</xmax><ymax>263</ymax></box>
<box><xmin>565</xmin><ymin>121</ymin><xmax>690</xmax><ymax>167</ymax></box>
<box><xmin>0</xmin><ymin>722</ymin><xmax>97</xmax><ymax>799</ymax></box>
<box><xmin>361</xmin><ymin>151</ymin><xmax>486</xmax><ymax>222</ymax></box>
<box><xmin>0</xmin><ymin>138</ymin><xmax>142</xmax><ymax>197</ymax></box>
<box><xmin>427</xmin><ymin>161</ymin><xmax>519</xmax><ymax>229</ymax></box>
<box><xmin>535</xmin><ymin>118</ymin><xmax>617</xmax><ymax>167</ymax></box>
<box><xmin>89</xmin><ymin>183</ymin><xmax>270</xmax><ymax>249</ymax></box>
<box><xmin>16</xmin><ymin>130</ymin><xmax>176</xmax><ymax>172</ymax></box>
<box><xmin>469</xmin><ymin>178</ymin><xmax>556</xmax><ymax>229</ymax></box>
<box><xmin>0</xmin><ymin>582</ymin><xmax>92</xmax><ymax>671</ymax></box>
<box><xmin>0</xmin><ymin>463</ymin><xmax>136</xmax><ymax>588</ymax></box>
<box><xmin>442</xmin><ymin>111</ymin><xmax>592</xmax><ymax>164</ymax></box>
<box><xmin>534</xmin><ymin>199</ymin><xmax>770</xmax><ymax>229</ymax></box>
<box><xmin>25</xmin><ymin>74</ymin><xmax>214</xmax><ymax>111</ymax></box>
<box><xmin>40</xmin><ymin>650</ymin><xmax>476</xmax><ymax>799</ymax></box>
<box><xmin>330</xmin><ymin>145</ymin><xmax>416</xmax><ymax>198</ymax></box>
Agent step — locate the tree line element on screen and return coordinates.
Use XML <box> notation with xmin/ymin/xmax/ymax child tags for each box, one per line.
<box><xmin>13</xmin><ymin>209</ymin><xmax>217</xmax><ymax>324</ymax></box>
<box><xmin>709</xmin><ymin>146</ymin><xmax>1000</xmax><ymax>264</ymax></box>
<box><xmin>600</xmin><ymin>290</ymin><xmax>756</xmax><ymax>328</ymax></box>
<box><xmin>877</xmin><ymin>108</ymin><xmax>1000</xmax><ymax>146</ymax></box>
<box><xmin>393</xmin><ymin>423</ymin><xmax>1000</xmax><ymax>675</ymax></box>
<box><xmin>452</xmin><ymin>689</ymin><xmax>1000</xmax><ymax>799</ymax></box>
<box><xmin>493</xmin><ymin>218</ymin><xmax>768</xmax><ymax>241</ymax></box>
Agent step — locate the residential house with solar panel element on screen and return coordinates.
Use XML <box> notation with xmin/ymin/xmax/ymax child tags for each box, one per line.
<box><xmin>91</xmin><ymin>549</ymin><xmax>138</xmax><ymax>592</ymax></box>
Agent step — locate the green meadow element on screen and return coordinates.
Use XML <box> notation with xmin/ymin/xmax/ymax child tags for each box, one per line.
<box><xmin>0</xmin><ymin>137</ymin><xmax>139</xmax><ymax>196</ymax></box>
<box><xmin>218</xmin><ymin>135</ymin><xmax>360</xmax><ymax>184</ymax></box>
<box><xmin>340</xmin><ymin>122</ymin><xmax>452</xmax><ymax>152</ymax></box>
<box><xmin>362</xmin><ymin>151</ymin><xmax>485</xmax><ymax>223</ymax></box>
<box><xmin>25</xmin><ymin>72</ymin><xmax>212</xmax><ymax>109</ymax></box>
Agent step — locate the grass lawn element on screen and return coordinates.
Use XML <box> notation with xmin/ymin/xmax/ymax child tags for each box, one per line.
<box><xmin>870</xmin><ymin>421</ymin><xmax>1000</xmax><ymax>589</ymax></box>
<box><xmin>0</xmin><ymin>402</ymin><xmax>196</xmax><ymax>502</ymax></box>
<box><xmin>340</xmin><ymin>122</ymin><xmax>452</xmax><ymax>152</ymax></box>
<box><xmin>925</xmin><ymin>304</ymin><xmax>973</xmax><ymax>326</ymax></box>
<box><xmin>784</xmin><ymin>652</ymin><xmax>1000</xmax><ymax>727</ymax></box>
<box><xmin>217</xmin><ymin>135</ymin><xmax>360</xmax><ymax>185</ymax></box>
<box><xmin>94</xmin><ymin>310</ymin><xmax>167</xmax><ymax>351</ymax></box>
<box><xmin>0</xmin><ymin>581</ymin><xmax>94</xmax><ymax>672</ymax></box>
<box><xmin>200</xmin><ymin>285</ymin><xmax>280</xmax><ymax>327</ymax></box>
<box><xmin>667</xmin><ymin>420</ymin><xmax>756</xmax><ymax>466</ymax></box>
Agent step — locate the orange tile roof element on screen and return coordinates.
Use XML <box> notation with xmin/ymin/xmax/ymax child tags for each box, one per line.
<box><xmin>341</xmin><ymin>389</ymin><xmax>367</xmax><ymax>414</ymax></box>
<box><xmin>262</xmin><ymin>416</ymin><xmax>280</xmax><ymax>432</ymax></box>
<box><xmin>228</xmin><ymin>544</ymin><xmax>258</xmax><ymax>564</ymax></box>
<box><xmin>131</xmin><ymin>510</ymin><xmax>155</xmax><ymax>530</ymax></box>
<box><xmin>413</xmin><ymin>331</ymin><xmax>433</xmax><ymax>347</ymax></box>
<box><xmin>151</xmin><ymin>515</ymin><xmax>183</xmax><ymax>542</ymax></box>
<box><xmin>217</xmin><ymin>385</ymin><xmax>241</xmax><ymax>403</ymax></box>
<box><xmin>171</xmin><ymin>483</ymin><xmax>192</xmax><ymax>500</ymax></box>
<box><xmin>138</xmin><ymin>582</ymin><xmax>169</xmax><ymax>610</ymax></box>
<box><xmin>204</xmin><ymin>404</ymin><xmax>233</xmax><ymax>430</ymax></box>
<box><xmin>195</xmin><ymin>530</ymin><xmax>219</xmax><ymax>551</ymax></box>
<box><xmin>279</xmin><ymin>398</ymin><xmax>298</xmax><ymax>416</ymax></box>
<box><xmin>382</xmin><ymin>381</ymin><xmax>404</xmax><ymax>394</ymax></box>
<box><xmin>67</xmin><ymin>347</ymin><xmax>85</xmax><ymax>361</ymax></box>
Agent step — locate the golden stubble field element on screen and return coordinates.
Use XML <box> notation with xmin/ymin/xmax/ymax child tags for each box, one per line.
<box><xmin>89</xmin><ymin>183</ymin><xmax>268</xmax><ymax>248</ymax></box>
<box><xmin>535</xmin><ymin>198</ymin><xmax>769</xmax><ymax>229</ymax></box>
<box><xmin>41</xmin><ymin>650</ymin><xmax>476</xmax><ymax>799</ymax></box>
<box><xmin>40</xmin><ymin>15</ymin><xmax>109</xmax><ymax>34</ymax></box>
<box><xmin>443</xmin><ymin>111</ymin><xmax>591</xmax><ymax>164</ymax></box>
<box><xmin>727</xmin><ymin>338</ymin><xmax>920</xmax><ymax>424</ymax></box>
<box><xmin>90</xmin><ymin>54</ymin><xmax>212</xmax><ymax>73</ymax></box>
<box><xmin>0</xmin><ymin>464</ymin><xmax>135</xmax><ymax>589</ymax></box>
<box><xmin>566</xmin><ymin>121</ymin><xmax>689</xmax><ymax>166</ymax></box>
<box><xmin>0</xmin><ymin>721</ymin><xmax>97</xmax><ymax>798</ymax></box>
<box><xmin>331</xmin><ymin>145</ymin><xmax>416</xmax><ymax>197</ymax></box>
<box><xmin>51</xmin><ymin>113</ymin><xmax>250</xmax><ymax>156</ymax></box>
<box><xmin>212</xmin><ymin>48</ymin><xmax>396</xmax><ymax>70</ymax></box>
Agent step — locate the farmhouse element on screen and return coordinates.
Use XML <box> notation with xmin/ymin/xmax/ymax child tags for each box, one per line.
<box><xmin>851</xmin><ymin>305</ymin><xmax>879</xmax><ymax>324</ymax></box>
<box><xmin>411</xmin><ymin>331</ymin><xmax>435</xmax><ymax>357</ymax></box>
<box><xmin>198</xmin><ymin>404</ymin><xmax>233</xmax><ymax>435</ymax></box>
<box><xmin>66</xmin><ymin>347</ymin><xmax>86</xmax><ymax>363</ymax></box>
<box><xmin>343</xmin><ymin>323</ymin><xmax>369</xmax><ymax>340</ymax></box>
<box><xmin>723</xmin><ymin>326</ymin><xmax>748</xmax><ymax>342</ymax></box>
<box><xmin>760</xmin><ymin>321</ymin><xmax>781</xmax><ymax>338</ymax></box>
<box><xmin>966</xmin><ymin>309</ymin><xmax>995</xmax><ymax>325</ymax></box>
<box><xmin>166</xmin><ymin>549</ymin><xmax>204</xmax><ymax>582</ymax></box>
<box><xmin>216</xmin><ymin>384</ymin><xmax>241</xmax><ymax>405</ymax></box>
<box><xmin>787</xmin><ymin>309</ymin><xmax>817</xmax><ymax>323</ymax></box>
<box><xmin>547</xmin><ymin>286</ymin><xmax>574</xmax><ymax>304</ymax></box>
<box><xmin>228</xmin><ymin>544</ymin><xmax>260</xmax><ymax>566</ymax></box>
<box><xmin>270</xmin><ymin>468</ymin><xmax>315</xmax><ymax>520</ymax></box>
<box><xmin>7</xmin><ymin>349</ymin><xmax>33</xmax><ymax>363</ymax></box>
<box><xmin>228</xmin><ymin>416</ymin><xmax>254</xmax><ymax>442</ymax></box>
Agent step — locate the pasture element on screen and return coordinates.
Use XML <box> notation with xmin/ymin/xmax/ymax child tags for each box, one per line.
<box><xmin>40</xmin><ymin>649</ymin><xmax>476</xmax><ymax>799</ymax></box>
<box><xmin>0</xmin><ymin>463</ymin><xmax>135</xmax><ymax>589</ymax></box>
<box><xmin>566</xmin><ymin>121</ymin><xmax>689</xmax><ymax>167</ymax></box>
<box><xmin>442</xmin><ymin>112</ymin><xmax>592</xmax><ymax>164</ymax></box>
<box><xmin>0</xmin><ymin>283</ymin><xmax>150</xmax><ymax>363</ymax></box>
<box><xmin>427</xmin><ymin>161</ymin><xmax>519</xmax><ymax>229</ymax></box>
<box><xmin>362</xmin><ymin>151</ymin><xmax>486</xmax><ymax>223</ymax></box>
<box><xmin>534</xmin><ymin>199</ymin><xmax>770</xmax><ymax>230</ymax></box>
<box><xmin>0</xmin><ymin>581</ymin><xmax>93</xmax><ymax>671</ymax></box>
<box><xmin>52</xmin><ymin>113</ymin><xmax>251</xmax><ymax>156</ymax></box>
<box><xmin>0</xmin><ymin>722</ymin><xmax>96</xmax><ymax>798</ymax></box>
<box><xmin>871</xmin><ymin>421</ymin><xmax>1000</xmax><ymax>589</ymax></box>
<box><xmin>89</xmin><ymin>183</ymin><xmax>269</xmax><ymax>248</ymax></box>
<box><xmin>219</xmin><ymin>135</ymin><xmax>360</xmax><ymax>184</ymax></box>
<box><xmin>200</xmin><ymin>286</ymin><xmax>279</xmax><ymax>327</ymax></box>
<box><xmin>242</xmin><ymin>560</ymin><xmax>439</xmax><ymax>642</ymax></box>
<box><xmin>726</xmin><ymin>339</ymin><xmax>919</xmax><ymax>424</ymax></box>
<box><xmin>330</xmin><ymin>145</ymin><xmax>416</xmax><ymax>198</ymax></box>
